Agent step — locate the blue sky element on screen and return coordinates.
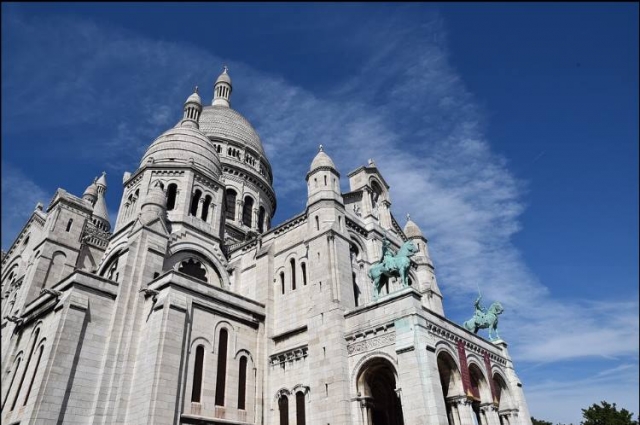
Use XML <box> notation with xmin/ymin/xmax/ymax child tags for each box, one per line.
<box><xmin>1</xmin><ymin>3</ymin><xmax>637</xmax><ymax>424</ymax></box>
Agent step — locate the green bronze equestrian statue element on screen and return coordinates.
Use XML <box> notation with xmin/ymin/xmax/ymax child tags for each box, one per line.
<box><xmin>368</xmin><ymin>237</ymin><xmax>418</xmax><ymax>300</ymax></box>
<box><xmin>463</xmin><ymin>295</ymin><xmax>504</xmax><ymax>341</ymax></box>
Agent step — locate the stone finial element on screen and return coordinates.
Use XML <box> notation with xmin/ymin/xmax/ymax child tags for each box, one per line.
<box><xmin>368</xmin><ymin>158</ymin><xmax>376</xmax><ymax>167</ymax></box>
<box><xmin>35</xmin><ymin>202</ymin><xmax>43</xmax><ymax>211</ymax></box>
<box><xmin>319</xmin><ymin>144</ymin><xmax>324</xmax><ymax>152</ymax></box>
<box><xmin>406</xmin><ymin>213</ymin><xmax>411</xmax><ymax>222</ymax></box>
<box><xmin>222</xmin><ymin>65</ymin><xmax>229</xmax><ymax>74</ymax></box>
<box><xmin>194</xmin><ymin>85</ymin><xmax>199</xmax><ymax>93</ymax></box>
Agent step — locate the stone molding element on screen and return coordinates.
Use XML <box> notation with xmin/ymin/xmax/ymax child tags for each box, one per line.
<box><xmin>269</xmin><ymin>345</ymin><xmax>308</xmax><ymax>368</ymax></box>
<box><xmin>427</xmin><ymin>321</ymin><xmax>507</xmax><ymax>366</ymax></box>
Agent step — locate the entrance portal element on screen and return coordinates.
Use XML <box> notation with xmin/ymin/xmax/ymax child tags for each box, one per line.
<box><xmin>356</xmin><ymin>358</ymin><xmax>404</xmax><ymax>425</ymax></box>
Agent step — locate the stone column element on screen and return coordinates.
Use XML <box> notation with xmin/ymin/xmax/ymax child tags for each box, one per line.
<box><xmin>207</xmin><ymin>204</ymin><xmax>215</xmax><ymax>225</ymax></box>
<box><xmin>252</xmin><ymin>208</ymin><xmax>259</xmax><ymax>230</ymax></box>
<box><xmin>236</xmin><ymin>200</ymin><xmax>243</xmax><ymax>222</ymax></box>
<box><xmin>195</xmin><ymin>198</ymin><xmax>204</xmax><ymax>219</ymax></box>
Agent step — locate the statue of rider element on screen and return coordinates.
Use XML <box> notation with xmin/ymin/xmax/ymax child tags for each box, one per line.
<box><xmin>380</xmin><ymin>236</ymin><xmax>396</xmax><ymax>272</ymax></box>
<box><xmin>474</xmin><ymin>295</ymin><xmax>488</xmax><ymax>317</ymax></box>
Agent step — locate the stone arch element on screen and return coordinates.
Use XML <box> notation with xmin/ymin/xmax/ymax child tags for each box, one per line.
<box><xmin>189</xmin><ymin>336</ymin><xmax>212</xmax><ymax>353</ymax></box>
<box><xmin>164</xmin><ymin>248</ymin><xmax>226</xmax><ymax>288</ymax></box>
<box><xmin>355</xmin><ymin>356</ymin><xmax>404</xmax><ymax>425</ymax></box>
<box><xmin>43</xmin><ymin>251</ymin><xmax>67</xmax><ymax>288</ymax></box>
<box><xmin>492</xmin><ymin>370</ymin><xmax>516</xmax><ymax>413</ymax></box>
<box><xmin>213</xmin><ymin>320</ymin><xmax>236</xmax><ymax>355</ymax></box>
<box><xmin>234</xmin><ymin>348</ymin><xmax>255</xmax><ymax>364</ymax></box>
<box><xmin>467</xmin><ymin>358</ymin><xmax>492</xmax><ymax>402</ymax></box>
<box><xmin>2</xmin><ymin>261</ymin><xmax>20</xmax><ymax>283</ymax></box>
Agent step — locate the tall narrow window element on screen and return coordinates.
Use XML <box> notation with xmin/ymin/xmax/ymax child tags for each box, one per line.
<box><xmin>190</xmin><ymin>190</ymin><xmax>202</xmax><ymax>216</ymax></box>
<box><xmin>296</xmin><ymin>391</ymin><xmax>306</xmax><ymax>425</ymax></box>
<box><xmin>237</xmin><ymin>356</ymin><xmax>247</xmax><ymax>410</ymax></box>
<box><xmin>201</xmin><ymin>195</ymin><xmax>212</xmax><ymax>221</ymax></box>
<box><xmin>66</xmin><ymin>219</ymin><xmax>73</xmax><ymax>232</ymax></box>
<box><xmin>191</xmin><ymin>345</ymin><xmax>204</xmax><ymax>402</ymax></box>
<box><xmin>242</xmin><ymin>196</ymin><xmax>254</xmax><ymax>227</ymax></box>
<box><xmin>225</xmin><ymin>189</ymin><xmax>237</xmax><ymax>220</ymax></box>
<box><xmin>11</xmin><ymin>329</ymin><xmax>39</xmax><ymax>411</ymax></box>
<box><xmin>166</xmin><ymin>183</ymin><xmax>178</xmax><ymax>211</ymax></box>
<box><xmin>1</xmin><ymin>357</ymin><xmax>21</xmax><ymax>410</ymax></box>
<box><xmin>301</xmin><ymin>263</ymin><xmax>307</xmax><ymax>286</ymax></box>
<box><xmin>279</xmin><ymin>395</ymin><xmax>289</xmax><ymax>425</ymax></box>
<box><xmin>258</xmin><ymin>207</ymin><xmax>266</xmax><ymax>233</ymax></box>
<box><xmin>215</xmin><ymin>329</ymin><xmax>228</xmax><ymax>406</ymax></box>
<box><xmin>315</xmin><ymin>216</ymin><xmax>319</xmax><ymax>231</ymax></box>
<box><xmin>353</xmin><ymin>272</ymin><xmax>360</xmax><ymax>307</ymax></box>
<box><xmin>280</xmin><ymin>272</ymin><xmax>285</xmax><ymax>295</ymax></box>
<box><xmin>23</xmin><ymin>344</ymin><xmax>44</xmax><ymax>406</ymax></box>
<box><xmin>290</xmin><ymin>259</ymin><xmax>296</xmax><ymax>290</ymax></box>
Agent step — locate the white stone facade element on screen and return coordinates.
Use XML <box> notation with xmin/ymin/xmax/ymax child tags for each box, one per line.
<box><xmin>1</xmin><ymin>69</ymin><xmax>532</xmax><ymax>425</ymax></box>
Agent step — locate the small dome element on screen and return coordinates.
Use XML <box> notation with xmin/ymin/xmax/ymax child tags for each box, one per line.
<box><xmin>83</xmin><ymin>180</ymin><xmax>98</xmax><ymax>197</ymax></box>
<box><xmin>185</xmin><ymin>90</ymin><xmax>202</xmax><ymax>105</ymax></box>
<box><xmin>216</xmin><ymin>67</ymin><xmax>232</xmax><ymax>85</ymax></box>
<box><xmin>309</xmin><ymin>145</ymin><xmax>336</xmax><ymax>172</ymax></box>
<box><xmin>404</xmin><ymin>215</ymin><xmax>423</xmax><ymax>239</ymax></box>
<box><xmin>140</xmin><ymin>126</ymin><xmax>222</xmax><ymax>178</ymax></box>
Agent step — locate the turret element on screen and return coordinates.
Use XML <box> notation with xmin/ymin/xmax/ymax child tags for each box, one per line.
<box><xmin>212</xmin><ymin>66</ymin><xmax>232</xmax><ymax>107</ymax></box>
<box><xmin>403</xmin><ymin>214</ymin><xmax>443</xmax><ymax>315</ymax></box>
<box><xmin>181</xmin><ymin>87</ymin><xmax>202</xmax><ymax>129</ymax></box>
<box><xmin>82</xmin><ymin>177</ymin><xmax>99</xmax><ymax>205</ymax></box>
<box><xmin>92</xmin><ymin>172</ymin><xmax>111</xmax><ymax>232</ymax></box>
<box><xmin>306</xmin><ymin>145</ymin><xmax>343</xmax><ymax>208</ymax></box>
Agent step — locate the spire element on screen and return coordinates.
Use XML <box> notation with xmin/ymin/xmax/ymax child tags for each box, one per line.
<box><xmin>92</xmin><ymin>172</ymin><xmax>111</xmax><ymax>232</ymax></box>
<box><xmin>181</xmin><ymin>87</ymin><xmax>203</xmax><ymax>129</ymax></box>
<box><xmin>212</xmin><ymin>65</ymin><xmax>232</xmax><ymax>107</ymax></box>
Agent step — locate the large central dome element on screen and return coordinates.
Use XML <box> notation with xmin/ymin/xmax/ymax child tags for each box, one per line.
<box><xmin>198</xmin><ymin>105</ymin><xmax>265</xmax><ymax>156</ymax></box>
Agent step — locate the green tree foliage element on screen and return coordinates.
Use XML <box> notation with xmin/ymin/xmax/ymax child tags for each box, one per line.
<box><xmin>531</xmin><ymin>418</ymin><xmax>553</xmax><ymax>425</ymax></box>
<box><xmin>581</xmin><ymin>401</ymin><xmax>638</xmax><ymax>425</ymax></box>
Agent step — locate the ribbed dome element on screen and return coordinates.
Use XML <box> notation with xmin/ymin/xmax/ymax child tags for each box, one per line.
<box><xmin>198</xmin><ymin>105</ymin><xmax>265</xmax><ymax>156</ymax></box>
<box><xmin>404</xmin><ymin>218</ymin><xmax>423</xmax><ymax>238</ymax></box>
<box><xmin>140</xmin><ymin>125</ymin><xmax>222</xmax><ymax>177</ymax></box>
<box><xmin>309</xmin><ymin>146</ymin><xmax>336</xmax><ymax>172</ymax></box>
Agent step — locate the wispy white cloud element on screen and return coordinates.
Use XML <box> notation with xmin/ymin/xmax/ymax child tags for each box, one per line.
<box><xmin>1</xmin><ymin>7</ymin><xmax>637</xmax><ymax>424</ymax></box>
<box><xmin>1</xmin><ymin>162</ymin><xmax>49</xmax><ymax>249</ymax></box>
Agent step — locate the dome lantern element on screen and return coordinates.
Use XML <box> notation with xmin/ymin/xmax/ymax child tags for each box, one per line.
<box><xmin>212</xmin><ymin>65</ymin><xmax>232</xmax><ymax>107</ymax></box>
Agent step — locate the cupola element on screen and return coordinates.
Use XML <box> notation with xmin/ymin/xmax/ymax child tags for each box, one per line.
<box><xmin>212</xmin><ymin>66</ymin><xmax>232</xmax><ymax>107</ymax></box>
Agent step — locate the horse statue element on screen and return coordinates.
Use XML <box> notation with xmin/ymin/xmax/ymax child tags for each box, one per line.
<box><xmin>463</xmin><ymin>296</ymin><xmax>504</xmax><ymax>341</ymax></box>
<box><xmin>368</xmin><ymin>239</ymin><xmax>418</xmax><ymax>300</ymax></box>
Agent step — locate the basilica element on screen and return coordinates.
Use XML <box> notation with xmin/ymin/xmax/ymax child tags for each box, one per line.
<box><xmin>1</xmin><ymin>68</ymin><xmax>532</xmax><ymax>425</ymax></box>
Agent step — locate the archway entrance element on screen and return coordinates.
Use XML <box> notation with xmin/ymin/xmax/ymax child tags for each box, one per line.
<box><xmin>357</xmin><ymin>358</ymin><xmax>404</xmax><ymax>425</ymax></box>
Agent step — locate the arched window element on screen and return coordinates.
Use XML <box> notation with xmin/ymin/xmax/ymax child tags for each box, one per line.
<box><xmin>238</xmin><ymin>356</ymin><xmax>247</xmax><ymax>410</ymax></box>
<box><xmin>191</xmin><ymin>345</ymin><xmax>204</xmax><ymax>403</ymax></box>
<box><xmin>11</xmin><ymin>329</ymin><xmax>39</xmax><ymax>411</ymax></box>
<box><xmin>178</xmin><ymin>258</ymin><xmax>207</xmax><ymax>282</ymax></box>
<box><xmin>371</xmin><ymin>180</ymin><xmax>383</xmax><ymax>209</ymax></box>
<box><xmin>258</xmin><ymin>206</ymin><xmax>266</xmax><ymax>233</ymax></box>
<box><xmin>280</xmin><ymin>272</ymin><xmax>285</xmax><ymax>295</ymax></box>
<box><xmin>201</xmin><ymin>195</ymin><xmax>212</xmax><ymax>221</ymax></box>
<box><xmin>190</xmin><ymin>189</ymin><xmax>202</xmax><ymax>216</ymax></box>
<box><xmin>215</xmin><ymin>329</ymin><xmax>228</xmax><ymax>406</ymax></box>
<box><xmin>23</xmin><ymin>344</ymin><xmax>45</xmax><ymax>406</ymax></box>
<box><xmin>166</xmin><ymin>183</ymin><xmax>178</xmax><ymax>211</ymax></box>
<box><xmin>279</xmin><ymin>395</ymin><xmax>289</xmax><ymax>425</ymax></box>
<box><xmin>1</xmin><ymin>357</ymin><xmax>21</xmax><ymax>410</ymax></box>
<box><xmin>44</xmin><ymin>251</ymin><xmax>67</xmax><ymax>288</ymax></box>
<box><xmin>226</xmin><ymin>189</ymin><xmax>237</xmax><ymax>220</ymax></box>
<box><xmin>296</xmin><ymin>391</ymin><xmax>306</xmax><ymax>425</ymax></box>
<box><xmin>242</xmin><ymin>196</ymin><xmax>254</xmax><ymax>227</ymax></box>
<box><xmin>301</xmin><ymin>263</ymin><xmax>307</xmax><ymax>286</ymax></box>
<box><xmin>66</xmin><ymin>219</ymin><xmax>73</xmax><ymax>232</ymax></box>
<box><xmin>101</xmin><ymin>254</ymin><xmax>119</xmax><ymax>281</ymax></box>
<box><xmin>290</xmin><ymin>259</ymin><xmax>296</xmax><ymax>290</ymax></box>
